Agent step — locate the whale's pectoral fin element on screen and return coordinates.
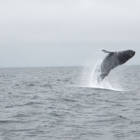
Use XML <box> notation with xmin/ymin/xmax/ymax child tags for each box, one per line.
<box><xmin>102</xmin><ymin>49</ymin><xmax>114</xmax><ymax>54</ymax></box>
<box><xmin>100</xmin><ymin>73</ymin><xmax>108</xmax><ymax>80</ymax></box>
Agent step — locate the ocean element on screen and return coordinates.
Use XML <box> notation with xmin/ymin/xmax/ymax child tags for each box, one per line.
<box><xmin>0</xmin><ymin>66</ymin><xmax>140</xmax><ymax>140</ymax></box>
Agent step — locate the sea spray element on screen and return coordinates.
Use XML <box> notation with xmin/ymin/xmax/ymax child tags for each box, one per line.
<box><xmin>78</xmin><ymin>56</ymin><xmax>123</xmax><ymax>91</ymax></box>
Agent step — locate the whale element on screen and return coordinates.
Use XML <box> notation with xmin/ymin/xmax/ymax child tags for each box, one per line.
<box><xmin>94</xmin><ymin>49</ymin><xmax>135</xmax><ymax>83</ymax></box>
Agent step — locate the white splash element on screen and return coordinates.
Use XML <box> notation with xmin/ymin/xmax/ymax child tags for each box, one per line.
<box><xmin>78</xmin><ymin>57</ymin><xmax>123</xmax><ymax>91</ymax></box>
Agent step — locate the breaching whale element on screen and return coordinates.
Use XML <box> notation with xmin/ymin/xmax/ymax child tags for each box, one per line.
<box><xmin>94</xmin><ymin>49</ymin><xmax>135</xmax><ymax>83</ymax></box>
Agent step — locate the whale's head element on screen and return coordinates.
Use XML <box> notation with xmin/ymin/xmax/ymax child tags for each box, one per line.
<box><xmin>117</xmin><ymin>50</ymin><xmax>135</xmax><ymax>64</ymax></box>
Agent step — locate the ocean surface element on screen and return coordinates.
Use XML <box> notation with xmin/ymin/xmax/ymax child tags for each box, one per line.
<box><xmin>0</xmin><ymin>66</ymin><xmax>140</xmax><ymax>140</ymax></box>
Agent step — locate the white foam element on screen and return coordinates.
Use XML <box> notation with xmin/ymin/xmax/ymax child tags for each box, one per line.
<box><xmin>78</xmin><ymin>58</ymin><xmax>124</xmax><ymax>91</ymax></box>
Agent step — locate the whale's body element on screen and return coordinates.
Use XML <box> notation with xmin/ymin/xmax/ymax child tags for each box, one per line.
<box><xmin>94</xmin><ymin>49</ymin><xmax>135</xmax><ymax>83</ymax></box>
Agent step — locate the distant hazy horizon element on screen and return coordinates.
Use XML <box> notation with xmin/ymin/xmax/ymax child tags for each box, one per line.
<box><xmin>0</xmin><ymin>0</ymin><xmax>140</xmax><ymax>67</ymax></box>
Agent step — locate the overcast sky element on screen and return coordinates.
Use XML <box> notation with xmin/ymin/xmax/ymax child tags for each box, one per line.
<box><xmin>0</xmin><ymin>0</ymin><xmax>140</xmax><ymax>67</ymax></box>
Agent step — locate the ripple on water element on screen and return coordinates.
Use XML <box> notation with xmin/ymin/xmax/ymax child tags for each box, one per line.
<box><xmin>0</xmin><ymin>66</ymin><xmax>139</xmax><ymax>140</ymax></box>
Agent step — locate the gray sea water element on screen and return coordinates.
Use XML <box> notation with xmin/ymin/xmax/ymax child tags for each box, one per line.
<box><xmin>0</xmin><ymin>66</ymin><xmax>140</xmax><ymax>140</ymax></box>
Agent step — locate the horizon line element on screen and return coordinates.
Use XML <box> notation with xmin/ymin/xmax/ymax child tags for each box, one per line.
<box><xmin>0</xmin><ymin>64</ymin><xmax>139</xmax><ymax>69</ymax></box>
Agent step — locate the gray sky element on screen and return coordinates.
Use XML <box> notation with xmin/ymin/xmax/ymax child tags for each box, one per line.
<box><xmin>0</xmin><ymin>0</ymin><xmax>140</xmax><ymax>67</ymax></box>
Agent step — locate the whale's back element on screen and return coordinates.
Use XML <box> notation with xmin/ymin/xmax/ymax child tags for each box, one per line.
<box><xmin>101</xmin><ymin>52</ymin><xmax>119</xmax><ymax>74</ymax></box>
<box><xmin>93</xmin><ymin>51</ymin><xmax>119</xmax><ymax>83</ymax></box>
<box><xmin>93</xmin><ymin>49</ymin><xmax>135</xmax><ymax>83</ymax></box>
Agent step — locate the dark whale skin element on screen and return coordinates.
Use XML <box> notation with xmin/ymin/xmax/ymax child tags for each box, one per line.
<box><xmin>95</xmin><ymin>50</ymin><xmax>135</xmax><ymax>83</ymax></box>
